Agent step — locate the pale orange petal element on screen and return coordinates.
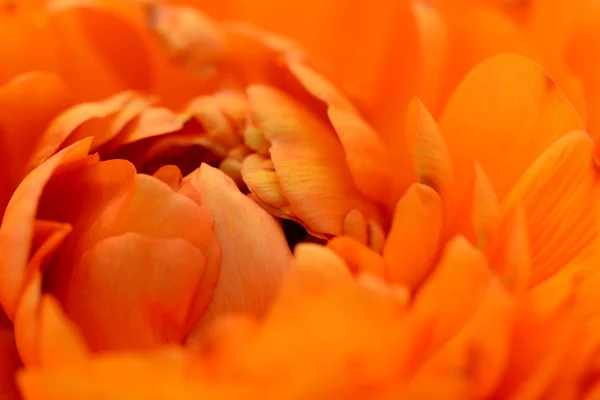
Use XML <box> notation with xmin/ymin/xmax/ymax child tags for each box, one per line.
<box><xmin>184</xmin><ymin>165</ymin><xmax>292</xmax><ymax>331</ymax></box>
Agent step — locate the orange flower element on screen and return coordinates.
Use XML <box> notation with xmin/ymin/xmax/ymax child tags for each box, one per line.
<box><xmin>0</xmin><ymin>0</ymin><xmax>600</xmax><ymax>398</ymax></box>
<box><xmin>17</xmin><ymin>242</ymin><xmax>600</xmax><ymax>398</ymax></box>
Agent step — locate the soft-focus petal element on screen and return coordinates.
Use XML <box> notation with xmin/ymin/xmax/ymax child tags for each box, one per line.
<box><xmin>0</xmin><ymin>72</ymin><xmax>72</xmax><ymax>214</ymax></box>
<box><xmin>439</xmin><ymin>53</ymin><xmax>583</xmax><ymax>217</ymax></box>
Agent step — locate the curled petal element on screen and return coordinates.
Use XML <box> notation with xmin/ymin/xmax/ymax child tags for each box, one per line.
<box><xmin>246</xmin><ymin>84</ymin><xmax>381</xmax><ymax>236</ymax></box>
<box><xmin>288</xmin><ymin>62</ymin><xmax>394</xmax><ymax>206</ymax></box>
<box><xmin>0</xmin><ymin>139</ymin><xmax>92</xmax><ymax>319</ymax></box>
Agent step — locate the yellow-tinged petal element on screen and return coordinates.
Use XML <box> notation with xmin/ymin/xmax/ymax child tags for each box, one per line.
<box><xmin>406</xmin><ymin>99</ymin><xmax>452</xmax><ymax>206</ymax></box>
<box><xmin>501</xmin><ymin>130</ymin><xmax>600</xmax><ymax>287</ymax></box>
<box><xmin>288</xmin><ymin>62</ymin><xmax>393</xmax><ymax>206</ymax></box>
<box><xmin>383</xmin><ymin>184</ymin><xmax>443</xmax><ymax>290</ymax></box>
<box><xmin>439</xmin><ymin>53</ymin><xmax>583</xmax><ymax>218</ymax></box>
<box><xmin>245</xmin><ymin>84</ymin><xmax>381</xmax><ymax>236</ymax></box>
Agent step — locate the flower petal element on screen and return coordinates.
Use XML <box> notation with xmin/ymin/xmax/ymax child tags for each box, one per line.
<box><xmin>439</xmin><ymin>53</ymin><xmax>583</xmax><ymax>216</ymax></box>
<box><xmin>48</xmin><ymin>2</ymin><xmax>153</xmax><ymax>100</ymax></box>
<box><xmin>501</xmin><ymin>131</ymin><xmax>600</xmax><ymax>287</ymax></box>
<box><xmin>184</xmin><ymin>165</ymin><xmax>292</xmax><ymax>332</ymax></box>
<box><xmin>246</xmin><ymin>84</ymin><xmax>380</xmax><ymax>236</ymax></box>
<box><xmin>288</xmin><ymin>62</ymin><xmax>394</xmax><ymax>206</ymax></box>
<box><xmin>63</xmin><ymin>233</ymin><xmax>208</xmax><ymax>351</ymax></box>
<box><xmin>0</xmin><ymin>139</ymin><xmax>91</xmax><ymax>319</ymax></box>
<box><xmin>0</xmin><ymin>72</ymin><xmax>72</xmax><ymax>214</ymax></box>
<box><xmin>383</xmin><ymin>184</ymin><xmax>443</xmax><ymax>290</ymax></box>
<box><xmin>411</xmin><ymin>237</ymin><xmax>492</xmax><ymax>358</ymax></box>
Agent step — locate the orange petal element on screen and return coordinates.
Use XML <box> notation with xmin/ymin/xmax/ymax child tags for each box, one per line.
<box><xmin>438</xmin><ymin>5</ymin><xmax>542</xmax><ymax>104</ymax></box>
<box><xmin>0</xmin><ymin>72</ymin><xmax>72</xmax><ymax>213</ymax></box>
<box><xmin>492</xmin><ymin>284</ymin><xmax>577</xmax><ymax>399</ymax></box>
<box><xmin>288</xmin><ymin>62</ymin><xmax>393</xmax><ymax>206</ymax></box>
<box><xmin>439</xmin><ymin>53</ymin><xmax>583</xmax><ymax>217</ymax></box>
<box><xmin>62</xmin><ymin>233</ymin><xmax>208</xmax><ymax>351</ymax></box>
<box><xmin>48</xmin><ymin>3</ymin><xmax>153</xmax><ymax>100</ymax></box>
<box><xmin>471</xmin><ymin>164</ymin><xmax>500</xmax><ymax>248</ymax></box>
<box><xmin>228</xmin><ymin>0</ymin><xmax>419</xmax><ymax>139</ymax></box>
<box><xmin>0</xmin><ymin>9</ymin><xmax>61</xmax><ymax>85</ymax></box>
<box><xmin>31</xmin><ymin>91</ymin><xmax>138</xmax><ymax>162</ymax></box>
<box><xmin>566</xmin><ymin>0</ymin><xmax>600</xmax><ymax>142</ymax></box>
<box><xmin>406</xmin><ymin>99</ymin><xmax>452</xmax><ymax>206</ymax></box>
<box><xmin>184</xmin><ymin>165</ymin><xmax>292</xmax><ymax>332</ymax></box>
<box><xmin>246</xmin><ymin>84</ymin><xmax>380</xmax><ymax>236</ymax></box>
<box><xmin>0</xmin><ymin>139</ymin><xmax>91</xmax><ymax>320</ymax></box>
<box><xmin>411</xmin><ymin>237</ymin><xmax>492</xmax><ymax>359</ymax></box>
<box><xmin>486</xmin><ymin>204</ymin><xmax>531</xmax><ymax>294</ymax></box>
<box><xmin>152</xmin><ymin>164</ymin><xmax>183</xmax><ymax>189</ymax></box>
<box><xmin>405</xmin><ymin>280</ymin><xmax>514</xmax><ymax>398</ymax></box>
<box><xmin>327</xmin><ymin>236</ymin><xmax>386</xmax><ymax>278</ymax></box>
<box><xmin>412</xmin><ymin>1</ymin><xmax>447</xmax><ymax>116</ymax></box>
<box><xmin>38</xmin><ymin>295</ymin><xmax>90</xmax><ymax>367</ymax></box>
<box><xmin>501</xmin><ymin>131</ymin><xmax>600</xmax><ymax>287</ymax></box>
<box><xmin>383</xmin><ymin>184</ymin><xmax>443</xmax><ymax>290</ymax></box>
<box><xmin>0</xmin><ymin>311</ymin><xmax>21</xmax><ymax>400</ymax></box>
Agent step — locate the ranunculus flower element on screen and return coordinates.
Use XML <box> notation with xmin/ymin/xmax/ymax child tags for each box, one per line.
<box><xmin>1</xmin><ymin>0</ymin><xmax>600</xmax><ymax>398</ymax></box>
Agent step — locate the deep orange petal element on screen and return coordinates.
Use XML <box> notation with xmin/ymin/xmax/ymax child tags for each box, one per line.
<box><xmin>439</xmin><ymin>53</ymin><xmax>583</xmax><ymax>219</ymax></box>
<box><xmin>501</xmin><ymin>131</ymin><xmax>600</xmax><ymax>287</ymax></box>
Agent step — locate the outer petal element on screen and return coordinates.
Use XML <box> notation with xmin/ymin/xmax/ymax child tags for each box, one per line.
<box><xmin>437</xmin><ymin>5</ymin><xmax>542</xmax><ymax>105</ymax></box>
<box><xmin>0</xmin><ymin>10</ymin><xmax>61</xmax><ymax>84</ymax></box>
<box><xmin>47</xmin><ymin>2</ymin><xmax>154</xmax><ymax>100</ymax></box>
<box><xmin>184</xmin><ymin>165</ymin><xmax>292</xmax><ymax>332</ymax></box>
<box><xmin>501</xmin><ymin>131</ymin><xmax>600</xmax><ymax>287</ymax></box>
<box><xmin>566</xmin><ymin>0</ymin><xmax>600</xmax><ymax>142</ymax></box>
<box><xmin>63</xmin><ymin>233</ymin><xmax>208</xmax><ymax>351</ymax></box>
<box><xmin>0</xmin><ymin>72</ymin><xmax>72</xmax><ymax>214</ymax></box>
<box><xmin>439</xmin><ymin>53</ymin><xmax>582</xmax><ymax>216</ymax></box>
<box><xmin>245</xmin><ymin>85</ymin><xmax>381</xmax><ymax>236</ymax></box>
<box><xmin>412</xmin><ymin>1</ymin><xmax>447</xmax><ymax>116</ymax></box>
<box><xmin>0</xmin><ymin>139</ymin><xmax>92</xmax><ymax>319</ymax></box>
<box><xmin>228</xmin><ymin>0</ymin><xmax>419</xmax><ymax>137</ymax></box>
